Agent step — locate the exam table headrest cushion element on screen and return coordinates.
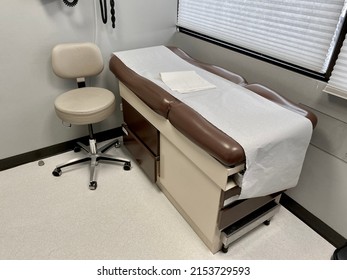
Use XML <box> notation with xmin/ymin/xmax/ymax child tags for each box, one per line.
<box><xmin>109</xmin><ymin>55</ymin><xmax>177</xmax><ymax>118</ymax></box>
<box><xmin>167</xmin><ymin>47</ymin><xmax>247</xmax><ymax>86</ymax></box>
<box><xmin>245</xmin><ymin>84</ymin><xmax>317</xmax><ymax>128</ymax></box>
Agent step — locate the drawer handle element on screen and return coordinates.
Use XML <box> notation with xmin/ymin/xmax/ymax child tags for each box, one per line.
<box><xmin>122</xmin><ymin>125</ymin><xmax>129</xmax><ymax>136</ymax></box>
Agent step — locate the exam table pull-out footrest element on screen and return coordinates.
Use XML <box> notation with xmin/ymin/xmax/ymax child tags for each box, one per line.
<box><xmin>221</xmin><ymin>200</ymin><xmax>281</xmax><ymax>253</ymax></box>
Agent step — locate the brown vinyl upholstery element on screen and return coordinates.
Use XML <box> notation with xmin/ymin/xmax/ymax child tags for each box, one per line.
<box><xmin>109</xmin><ymin>46</ymin><xmax>317</xmax><ymax>167</ymax></box>
<box><xmin>168</xmin><ymin>102</ymin><xmax>245</xmax><ymax>166</ymax></box>
<box><xmin>109</xmin><ymin>46</ymin><xmax>247</xmax><ymax>118</ymax></box>
<box><xmin>244</xmin><ymin>84</ymin><xmax>318</xmax><ymax>128</ymax></box>
<box><xmin>109</xmin><ymin>55</ymin><xmax>177</xmax><ymax>118</ymax></box>
<box><xmin>167</xmin><ymin>46</ymin><xmax>247</xmax><ymax>85</ymax></box>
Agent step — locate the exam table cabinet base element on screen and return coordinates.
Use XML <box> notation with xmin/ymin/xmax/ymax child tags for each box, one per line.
<box><xmin>119</xmin><ymin>94</ymin><xmax>283</xmax><ymax>253</ymax></box>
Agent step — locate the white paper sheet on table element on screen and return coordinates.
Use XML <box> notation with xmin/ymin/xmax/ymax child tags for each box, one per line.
<box><xmin>114</xmin><ymin>46</ymin><xmax>313</xmax><ymax>200</ymax></box>
<box><xmin>160</xmin><ymin>71</ymin><xmax>216</xmax><ymax>93</ymax></box>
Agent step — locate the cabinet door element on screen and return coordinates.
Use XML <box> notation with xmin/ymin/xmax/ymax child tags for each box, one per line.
<box><xmin>122</xmin><ymin>99</ymin><xmax>160</xmax><ymax>182</ymax></box>
<box><xmin>123</xmin><ymin>99</ymin><xmax>159</xmax><ymax>156</ymax></box>
<box><xmin>123</xmin><ymin>125</ymin><xmax>159</xmax><ymax>182</ymax></box>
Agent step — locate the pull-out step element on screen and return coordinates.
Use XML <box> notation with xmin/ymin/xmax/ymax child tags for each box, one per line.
<box><xmin>221</xmin><ymin>200</ymin><xmax>280</xmax><ymax>253</ymax></box>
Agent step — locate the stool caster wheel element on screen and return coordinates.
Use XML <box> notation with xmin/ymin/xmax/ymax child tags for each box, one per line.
<box><xmin>123</xmin><ymin>162</ymin><xmax>131</xmax><ymax>171</ymax></box>
<box><xmin>74</xmin><ymin>146</ymin><xmax>81</xmax><ymax>153</ymax></box>
<box><xmin>263</xmin><ymin>220</ymin><xmax>271</xmax><ymax>226</ymax></box>
<box><xmin>89</xmin><ymin>181</ymin><xmax>97</xmax><ymax>190</ymax></box>
<box><xmin>221</xmin><ymin>245</ymin><xmax>229</xmax><ymax>253</ymax></box>
<box><xmin>52</xmin><ymin>168</ymin><xmax>62</xmax><ymax>177</ymax></box>
<box><xmin>114</xmin><ymin>140</ymin><xmax>121</xmax><ymax>148</ymax></box>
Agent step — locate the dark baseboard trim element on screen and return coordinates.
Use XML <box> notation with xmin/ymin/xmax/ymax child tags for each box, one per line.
<box><xmin>280</xmin><ymin>193</ymin><xmax>347</xmax><ymax>248</ymax></box>
<box><xmin>0</xmin><ymin>127</ymin><xmax>123</xmax><ymax>172</ymax></box>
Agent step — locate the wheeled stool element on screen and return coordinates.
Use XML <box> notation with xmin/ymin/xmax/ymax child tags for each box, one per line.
<box><xmin>51</xmin><ymin>42</ymin><xmax>131</xmax><ymax>190</ymax></box>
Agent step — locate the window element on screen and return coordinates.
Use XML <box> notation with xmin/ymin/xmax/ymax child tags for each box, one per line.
<box><xmin>324</xmin><ymin>33</ymin><xmax>347</xmax><ymax>99</ymax></box>
<box><xmin>177</xmin><ymin>0</ymin><xmax>347</xmax><ymax>80</ymax></box>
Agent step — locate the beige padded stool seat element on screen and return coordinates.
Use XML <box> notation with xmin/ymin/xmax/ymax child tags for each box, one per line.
<box><xmin>54</xmin><ymin>87</ymin><xmax>116</xmax><ymax>125</ymax></box>
<box><xmin>51</xmin><ymin>42</ymin><xmax>131</xmax><ymax>190</ymax></box>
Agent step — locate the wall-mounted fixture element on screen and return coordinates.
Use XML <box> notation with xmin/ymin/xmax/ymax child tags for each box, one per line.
<box><xmin>99</xmin><ymin>0</ymin><xmax>116</xmax><ymax>28</ymax></box>
<box><xmin>62</xmin><ymin>0</ymin><xmax>116</xmax><ymax>28</ymax></box>
<box><xmin>62</xmin><ymin>0</ymin><xmax>78</xmax><ymax>7</ymax></box>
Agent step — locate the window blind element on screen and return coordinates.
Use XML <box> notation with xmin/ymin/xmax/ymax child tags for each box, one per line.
<box><xmin>177</xmin><ymin>0</ymin><xmax>347</xmax><ymax>74</ymax></box>
<box><xmin>324</xmin><ymin>34</ymin><xmax>347</xmax><ymax>99</ymax></box>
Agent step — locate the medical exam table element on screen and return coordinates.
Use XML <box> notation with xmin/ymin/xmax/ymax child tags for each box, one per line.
<box><xmin>109</xmin><ymin>46</ymin><xmax>317</xmax><ymax>253</ymax></box>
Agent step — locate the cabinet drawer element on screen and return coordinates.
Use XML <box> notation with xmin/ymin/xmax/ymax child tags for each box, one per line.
<box><xmin>123</xmin><ymin>125</ymin><xmax>159</xmax><ymax>182</ymax></box>
<box><xmin>123</xmin><ymin>99</ymin><xmax>159</xmax><ymax>156</ymax></box>
<box><xmin>218</xmin><ymin>193</ymin><xmax>281</xmax><ymax>230</ymax></box>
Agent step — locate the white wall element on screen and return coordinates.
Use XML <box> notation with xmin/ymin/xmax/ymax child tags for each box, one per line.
<box><xmin>173</xmin><ymin>33</ymin><xmax>347</xmax><ymax>239</ymax></box>
<box><xmin>0</xmin><ymin>0</ymin><xmax>177</xmax><ymax>159</ymax></box>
